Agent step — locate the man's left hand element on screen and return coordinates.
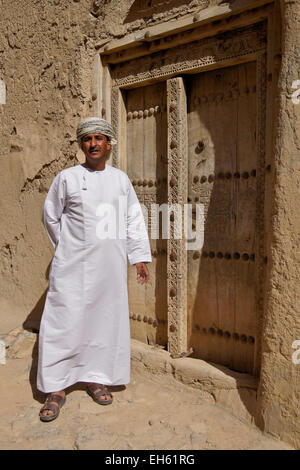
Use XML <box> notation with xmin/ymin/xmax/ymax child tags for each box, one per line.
<box><xmin>136</xmin><ymin>262</ymin><xmax>150</xmax><ymax>284</ymax></box>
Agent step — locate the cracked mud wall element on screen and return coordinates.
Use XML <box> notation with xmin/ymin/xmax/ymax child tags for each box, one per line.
<box><xmin>256</xmin><ymin>0</ymin><xmax>300</xmax><ymax>449</ymax></box>
<box><xmin>0</xmin><ymin>0</ymin><xmax>97</xmax><ymax>333</ymax></box>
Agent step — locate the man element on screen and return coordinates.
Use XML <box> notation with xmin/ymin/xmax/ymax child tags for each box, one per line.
<box><xmin>38</xmin><ymin>117</ymin><xmax>151</xmax><ymax>421</ymax></box>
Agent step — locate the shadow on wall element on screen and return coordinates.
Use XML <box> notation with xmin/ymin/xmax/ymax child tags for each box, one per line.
<box><xmin>22</xmin><ymin>263</ymin><xmax>49</xmax><ymax>403</ymax></box>
<box><xmin>124</xmin><ymin>0</ymin><xmax>194</xmax><ymax>23</ymax></box>
<box><xmin>23</xmin><ymin>261</ymin><xmax>52</xmax><ymax>332</ymax></box>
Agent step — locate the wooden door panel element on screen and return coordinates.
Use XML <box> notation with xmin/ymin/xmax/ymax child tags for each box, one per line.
<box><xmin>186</xmin><ymin>62</ymin><xmax>258</xmax><ymax>373</ymax></box>
<box><xmin>126</xmin><ymin>81</ymin><xmax>168</xmax><ymax>346</ymax></box>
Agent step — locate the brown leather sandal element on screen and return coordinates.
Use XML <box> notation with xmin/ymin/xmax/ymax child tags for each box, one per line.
<box><xmin>39</xmin><ymin>393</ymin><xmax>66</xmax><ymax>422</ymax></box>
<box><xmin>87</xmin><ymin>383</ymin><xmax>113</xmax><ymax>405</ymax></box>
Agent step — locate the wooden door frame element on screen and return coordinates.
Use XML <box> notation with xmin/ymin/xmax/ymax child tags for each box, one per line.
<box><xmin>93</xmin><ymin>2</ymin><xmax>274</xmax><ymax>375</ymax></box>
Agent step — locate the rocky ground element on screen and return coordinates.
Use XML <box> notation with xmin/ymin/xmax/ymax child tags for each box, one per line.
<box><xmin>0</xmin><ymin>328</ymin><xmax>293</xmax><ymax>450</ymax></box>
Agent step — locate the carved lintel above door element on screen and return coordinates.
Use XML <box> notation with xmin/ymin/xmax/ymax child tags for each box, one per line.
<box><xmin>111</xmin><ymin>23</ymin><xmax>267</xmax><ymax>89</ymax></box>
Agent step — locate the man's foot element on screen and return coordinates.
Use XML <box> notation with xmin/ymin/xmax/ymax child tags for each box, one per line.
<box><xmin>87</xmin><ymin>383</ymin><xmax>113</xmax><ymax>405</ymax></box>
<box><xmin>39</xmin><ymin>390</ymin><xmax>66</xmax><ymax>421</ymax></box>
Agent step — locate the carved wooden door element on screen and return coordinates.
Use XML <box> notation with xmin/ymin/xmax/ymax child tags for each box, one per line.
<box><xmin>126</xmin><ymin>82</ymin><xmax>168</xmax><ymax>347</ymax></box>
<box><xmin>186</xmin><ymin>62</ymin><xmax>259</xmax><ymax>374</ymax></box>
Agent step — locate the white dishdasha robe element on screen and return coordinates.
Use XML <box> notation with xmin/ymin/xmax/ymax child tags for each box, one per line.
<box><xmin>37</xmin><ymin>163</ymin><xmax>151</xmax><ymax>393</ymax></box>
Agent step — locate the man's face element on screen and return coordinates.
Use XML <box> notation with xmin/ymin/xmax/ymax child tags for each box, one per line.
<box><xmin>81</xmin><ymin>133</ymin><xmax>111</xmax><ymax>161</ymax></box>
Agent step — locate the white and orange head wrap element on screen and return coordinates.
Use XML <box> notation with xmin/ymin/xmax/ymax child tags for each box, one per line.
<box><xmin>76</xmin><ymin>117</ymin><xmax>117</xmax><ymax>148</ymax></box>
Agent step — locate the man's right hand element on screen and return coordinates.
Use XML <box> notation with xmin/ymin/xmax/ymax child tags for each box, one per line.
<box><xmin>135</xmin><ymin>262</ymin><xmax>150</xmax><ymax>284</ymax></box>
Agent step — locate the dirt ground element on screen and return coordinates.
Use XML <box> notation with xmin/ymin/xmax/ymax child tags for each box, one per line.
<box><xmin>0</xmin><ymin>329</ymin><xmax>293</xmax><ymax>450</ymax></box>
